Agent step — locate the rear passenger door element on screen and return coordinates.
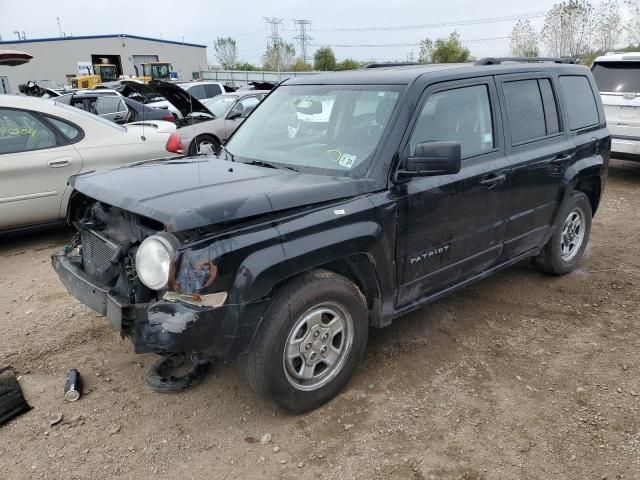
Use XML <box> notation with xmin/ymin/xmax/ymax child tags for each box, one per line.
<box><xmin>497</xmin><ymin>74</ymin><xmax>575</xmax><ymax>259</ymax></box>
<box><xmin>393</xmin><ymin>78</ymin><xmax>510</xmax><ymax>307</ymax></box>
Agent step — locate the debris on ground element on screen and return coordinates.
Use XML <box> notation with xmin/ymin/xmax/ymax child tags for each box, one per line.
<box><xmin>0</xmin><ymin>367</ymin><xmax>31</xmax><ymax>426</ymax></box>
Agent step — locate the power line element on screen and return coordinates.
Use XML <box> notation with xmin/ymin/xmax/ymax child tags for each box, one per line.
<box><xmin>315</xmin><ymin>36</ymin><xmax>510</xmax><ymax>48</ymax></box>
<box><xmin>293</xmin><ymin>19</ymin><xmax>313</xmax><ymax>63</ymax></box>
<box><xmin>313</xmin><ymin>11</ymin><xmax>546</xmax><ymax>32</ymax></box>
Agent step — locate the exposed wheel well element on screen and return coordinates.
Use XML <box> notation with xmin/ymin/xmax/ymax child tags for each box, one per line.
<box><xmin>263</xmin><ymin>255</ymin><xmax>382</xmax><ymax>326</ymax></box>
<box><xmin>575</xmin><ymin>176</ymin><xmax>601</xmax><ymax>215</ymax></box>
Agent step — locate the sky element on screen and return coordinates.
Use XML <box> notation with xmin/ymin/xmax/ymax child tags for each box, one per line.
<box><xmin>0</xmin><ymin>0</ymin><xmax>582</xmax><ymax>66</ymax></box>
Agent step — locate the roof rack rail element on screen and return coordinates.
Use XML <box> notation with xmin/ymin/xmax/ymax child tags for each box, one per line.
<box><xmin>475</xmin><ymin>57</ymin><xmax>579</xmax><ymax>65</ymax></box>
<box><xmin>364</xmin><ymin>62</ymin><xmax>419</xmax><ymax>69</ymax></box>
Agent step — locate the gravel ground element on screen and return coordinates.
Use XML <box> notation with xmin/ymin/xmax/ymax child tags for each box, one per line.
<box><xmin>1</xmin><ymin>159</ymin><xmax>639</xmax><ymax>480</ymax></box>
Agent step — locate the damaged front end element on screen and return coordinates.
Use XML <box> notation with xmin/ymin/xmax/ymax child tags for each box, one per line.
<box><xmin>52</xmin><ymin>192</ymin><xmax>267</xmax><ymax>362</ymax></box>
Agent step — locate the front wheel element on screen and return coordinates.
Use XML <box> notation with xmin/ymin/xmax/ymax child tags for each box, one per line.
<box><xmin>244</xmin><ymin>270</ymin><xmax>368</xmax><ymax>413</ymax></box>
<box><xmin>534</xmin><ymin>190</ymin><xmax>592</xmax><ymax>275</ymax></box>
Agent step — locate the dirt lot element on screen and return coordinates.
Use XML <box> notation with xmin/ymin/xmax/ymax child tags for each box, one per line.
<box><xmin>1</xmin><ymin>160</ymin><xmax>639</xmax><ymax>480</ymax></box>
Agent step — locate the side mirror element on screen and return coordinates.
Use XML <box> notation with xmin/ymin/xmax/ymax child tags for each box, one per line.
<box><xmin>227</xmin><ymin>105</ymin><xmax>244</xmax><ymax>120</ymax></box>
<box><xmin>398</xmin><ymin>141</ymin><xmax>462</xmax><ymax>178</ymax></box>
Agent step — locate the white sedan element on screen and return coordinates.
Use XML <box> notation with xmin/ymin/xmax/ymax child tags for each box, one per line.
<box><xmin>0</xmin><ymin>95</ymin><xmax>183</xmax><ymax>234</ymax></box>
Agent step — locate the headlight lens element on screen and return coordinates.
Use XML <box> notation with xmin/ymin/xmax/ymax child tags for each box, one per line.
<box><xmin>135</xmin><ymin>234</ymin><xmax>178</xmax><ymax>290</ymax></box>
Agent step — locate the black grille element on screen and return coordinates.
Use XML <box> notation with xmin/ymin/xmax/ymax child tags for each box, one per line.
<box><xmin>80</xmin><ymin>229</ymin><xmax>131</xmax><ymax>299</ymax></box>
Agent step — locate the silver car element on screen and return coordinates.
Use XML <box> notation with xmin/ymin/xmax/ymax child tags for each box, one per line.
<box><xmin>122</xmin><ymin>80</ymin><xmax>268</xmax><ymax>154</ymax></box>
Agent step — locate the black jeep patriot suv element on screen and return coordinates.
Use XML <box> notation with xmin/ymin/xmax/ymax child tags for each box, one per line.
<box><xmin>53</xmin><ymin>59</ymin><xmax>610</xmax><ymax>412</ymax></box>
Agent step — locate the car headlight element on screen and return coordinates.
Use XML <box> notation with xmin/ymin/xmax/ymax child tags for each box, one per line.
<box><xmin>135</xmin><ymin>234</ymin><xmax>179</xmax><ymax>290</ymax></box>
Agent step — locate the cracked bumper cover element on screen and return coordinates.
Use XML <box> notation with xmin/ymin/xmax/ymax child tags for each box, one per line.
<box><xmin>51</xmin><ymin>253</ymin><xmax>268</xmax><ymax>359</ymax></box>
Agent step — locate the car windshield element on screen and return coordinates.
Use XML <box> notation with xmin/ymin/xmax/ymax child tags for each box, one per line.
<box><xmin>592</xmin><ymin>62</ymin><xmax>640</xmax><ymax>93</ymax></box>
<box><xmin>225</xmin><ymin>84</ymin><xmax>402</xmax><ymax>176</ymax></box>
<box><xmin>203</xmin><ymin>95</ymin><xmax>238</xmax><ymax>117</ymax></box>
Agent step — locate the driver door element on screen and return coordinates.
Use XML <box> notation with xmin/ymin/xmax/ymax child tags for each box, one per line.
<box><xmin>392</xmin><ymin>78</ymin><xmax>510</xmax><ymax>307</ymax></box>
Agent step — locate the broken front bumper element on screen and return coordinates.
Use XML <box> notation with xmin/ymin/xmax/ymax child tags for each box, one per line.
<box><xmin>51</xmin><ymin>253</ymin><xmax>267</xmax><ymax>359</ymax></box>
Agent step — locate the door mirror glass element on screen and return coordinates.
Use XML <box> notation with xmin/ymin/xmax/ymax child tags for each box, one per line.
<box><xmin>227</xmin><ymin>104</ymin><xmax>244</xmax><ymax>120</ymax></box>
<box><xmin>399</xmin><ymin>141</ymin><xmax>462</xmax><ymax>177</ymax></box>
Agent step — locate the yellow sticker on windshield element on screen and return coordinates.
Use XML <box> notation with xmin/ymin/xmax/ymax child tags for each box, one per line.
<box><xmin>327</xmin><ymin>149</ymin><xmax>342</xmax><ymax>162</ymax></box>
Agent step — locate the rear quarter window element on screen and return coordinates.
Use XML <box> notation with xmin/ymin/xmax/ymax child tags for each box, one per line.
<box><xmin>559</xmin><ymin>75</ymin><xmax>600</xmax><ymax>131</ymax></box>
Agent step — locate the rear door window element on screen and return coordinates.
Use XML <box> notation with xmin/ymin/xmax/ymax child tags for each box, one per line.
<box><xmin>503</xmin><ymin>78</ymin><xmax>561</xmax><ymax>144</ymax></box>
<box><xmin>592</xmin><ymin>61</ymin><xmax>640</xmax><ymax>93</ymax></box>
<box><xmin>0</xmin><ymin>109</ymin><xmax>58</xmax><ymax>154</ymax></box>
<box><xmin>187</xmin><ymin>85</ymin><xmax>207</xmax><ymax>99</ymax></box>
<box><xmin>559</xmin><ymin>76</ymin><xmax>600</xmax><ymax>130</ymax></box>
<box><xmin>204</xmin><ymin>84</ymin><xmax>222</xmax><ymax>97</ymax></box>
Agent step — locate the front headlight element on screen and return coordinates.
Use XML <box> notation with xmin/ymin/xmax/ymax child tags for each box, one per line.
<box><xmin>135</xmin><ymin>234</ymin><xmax>178</xmax><ymax>290</ymax></box>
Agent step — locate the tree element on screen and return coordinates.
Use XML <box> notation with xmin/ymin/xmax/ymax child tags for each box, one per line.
<box><xmin>292</xmin><ymin>58</ymin><xmax>313</xmax><ymax>72</ymax></box>
<box><xmin>625</xmin><ymin>0</ymin><xmax>640</xmax><ymax>46</ymax></box>
<box><xmin>541</xmin><ymin>1</ymin><xmax>595</xmax><ymax>57</ymax></box>
<box><xmin>263</xmin><ymin>41</ymin><xmax>296</xmax><ymax>71</ymax></box>
<box><xmin>213</xmin><ymin>37</ymin><xmax>238</xmax><ymax>70</ymax></box>
<box><xmin>314</xmin><ymin>47</ymin><xmax>337</xmax><ymax>71</ymax></box>
<box><xmin>235</xmin><ymin>61</ymin><xmax>260</xmax><ymax>71</ymax></box>
<box><xmin>418</xmin><ymin>39</ymin><xmax>433</xmax><ymax>63</ymax></box>
<box><xmin>593</xmin><ymin>0</ymin><xmax>622</xmax><ymax>53</ymax></box>
<box><xmin>418</xmin><ymin>32</ymin><xmax>471</xmax><ymax>63</ymax></box>
<box><xmin>509</xmin><ymin>20</ymin><xmax>540</xmax><ymax>57</ymax></box>
<box><xmin>336</xmin><ymin>58</ymin><xmax>360</xmax><ymax>70</ymax></box>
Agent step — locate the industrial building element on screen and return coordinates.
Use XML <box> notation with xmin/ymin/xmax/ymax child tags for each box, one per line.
<box><xmin>0</xmin><ymin>34</ymin><xmax>208</xmax><ymax>94</ymax></box>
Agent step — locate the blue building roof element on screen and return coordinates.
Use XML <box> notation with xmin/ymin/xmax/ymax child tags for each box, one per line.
<box><xmin>0</xmin><ymin>34</ymin><xmax>206</xmax><ymax>49</ymax></box>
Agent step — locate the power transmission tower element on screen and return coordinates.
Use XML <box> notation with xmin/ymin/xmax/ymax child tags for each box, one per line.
<box><xmin>293</xmin><ymin>19</ymin><xmax>313</xmax><ymax>64</ymax></box>
<box><xmin>263</xmin><ymin>17</ymin><xmax>285</xmax><ymax>72</ymax></box>
<box><xmin>264</xmin><ymin>17</ymin><xmax>284</xmax><ymax>45</ymax></box>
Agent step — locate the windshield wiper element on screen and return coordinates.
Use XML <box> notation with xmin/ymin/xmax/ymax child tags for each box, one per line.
<box><xmin>245</xmin><ymin>160</ymin><xmax>298</xmax><ymax>172</ymax></box>
<box><xmin>219</xmin><ymin>145</ymin><xmax>235</xmax><ymax>162</ymax></box>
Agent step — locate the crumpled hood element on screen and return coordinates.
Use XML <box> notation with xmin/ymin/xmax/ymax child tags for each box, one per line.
<box><xmin>71</xmin><ymin>158</ymin><xmax>373</xmax><ymax>232</ymax></box>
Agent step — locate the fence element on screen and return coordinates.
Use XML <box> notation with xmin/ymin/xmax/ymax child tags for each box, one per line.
<box><xmin>200</xmin><ymin>69</ymin><xmax>318</xmax><ymax>87</ymax></box>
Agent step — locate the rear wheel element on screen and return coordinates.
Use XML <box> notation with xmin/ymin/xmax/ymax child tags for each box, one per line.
<box><xmin>534</xmin><ymin>191</ymin><xmax>592</xmax><ymax>275</ymax></box>
<box><xmin>189</xmin><ymin>135</ymin><xmax>220</xmax><ymax>156</ymax></box>
<box><xmin>244</xmin><ymin>270</ymin><xmax>368</xmax><ymax>413</ymax></box>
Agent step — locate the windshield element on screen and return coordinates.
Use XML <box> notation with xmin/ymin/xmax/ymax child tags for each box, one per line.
<box><xmin>225</xmin><ymin>85</ymin><xmax>402</xmax><ymax>176</ymax></box>
<box><xmin>203</xmin><ymin>95</ymin><xmax>238</xmax><ymax>117</ymax></box>
<box><xmin>592</xmin><ymin>62</ymin><xmax>640</xmax><ymax>93</ymax></box>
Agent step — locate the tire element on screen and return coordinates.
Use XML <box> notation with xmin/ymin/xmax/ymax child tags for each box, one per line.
<box><xmin>534</xmin><ymin>191</ymin><xmax>592</xmax><ymax>275</ymax></box>
<box><xmin>244</xmin><ymin>270</ymin><xmax>369</xmax><ymax>413</ymax></box>
<box><xmin>189</xmin><ymin>135</ymin><xmax>220</xmax><ymax>156</ymax></box>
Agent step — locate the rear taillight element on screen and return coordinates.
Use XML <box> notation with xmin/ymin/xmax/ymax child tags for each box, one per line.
<box><xmin>165</xmin><ymin>132</ymin><xmax>184</xmax><ymax>154</ymax></box>
<box><xmin>162</xmin><ymin>114</ymin><xmax>175</xmax><ymax>122</ymax></box>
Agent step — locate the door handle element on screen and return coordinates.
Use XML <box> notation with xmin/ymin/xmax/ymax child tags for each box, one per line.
<box><xmin>553</xmin><ymin>153</ymin><xmax>574</xmax><ymax>163</ymax></box>
<box><xmin>48</xmin><ymin>157</ymin><xmax>72</xmax><ymax>168</ymax></box>
<box><xmin>479</xmin><ymin>173</ymin><xmax>506</xmax><ymax>189</ymax></box>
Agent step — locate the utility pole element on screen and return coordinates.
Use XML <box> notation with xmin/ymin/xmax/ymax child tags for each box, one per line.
<box><xmin>293</xmin><ymin>19</ymin><xmax>313</xmax><ymax>64</ymax></box>
<box><xmin>57</xmin><ymin>17</ymin><xmax>63</xmax><ymax>37</ymax></box>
